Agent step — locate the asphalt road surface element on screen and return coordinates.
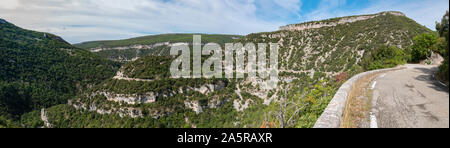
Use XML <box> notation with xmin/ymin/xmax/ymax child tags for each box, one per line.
<box><xmin>370</xmin><ymin>64</ymin><xmax>449</xmax><ymax>128</ymax></box>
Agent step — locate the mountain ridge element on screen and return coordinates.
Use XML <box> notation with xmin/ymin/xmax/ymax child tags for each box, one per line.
<box><xmin>280</xmin><ymin>11</ymin><xmax>407</xmax><ymax>31</ymax></box>
<box><xmin>74</xmin><ymin>33</ymin><xmax>241</xmax><ymax>49</ymax></box>
<box><xmin>73</xmin><ymin>33</ymin><xmax>241</xmax><ymax>62</ymax></box>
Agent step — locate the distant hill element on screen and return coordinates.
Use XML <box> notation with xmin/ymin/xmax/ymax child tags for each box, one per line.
<box><xmin>0</xmin><ymin>19</ymin><xmax>119</xmax><ymax>124</ymax></box>
<box><xmin>74</xmin><ymin>34</ymin><xmax>242</xmax><ymax>62</ymax></box>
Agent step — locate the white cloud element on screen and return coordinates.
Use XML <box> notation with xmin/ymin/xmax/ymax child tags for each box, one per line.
<box><xmin>0</xmin><ymin>0</ymin><xmax>20</xmax><ymax>10</ymax></box>
<box><xmin>358</xmin><ymin>0</ymin><xmax>449</xmax><ymax>30</ymax></box>
<box><xmin>301</xmin><ymin>0</ymin><xmax>348</xmax><ymax>21</ymax></box>
<box><xmin>0</xmin><ymin>0</ymin><xmax>285</xmax><ymax>43</ymax></box>
<box><xmin>0</xmin><ymin>0</ymin><xmax>448</xmax><ymax>43</ymax></box>
<box><xmin>274</xmin><ymin>0</ymin><xmax>302</xmax><ymax>13</ymax></box>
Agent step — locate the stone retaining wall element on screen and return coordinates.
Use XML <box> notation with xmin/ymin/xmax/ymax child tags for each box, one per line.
<box><xmin>313</xmin><ymin>67</ymin><xmax>403</xmax><ymax>128</ymax></box>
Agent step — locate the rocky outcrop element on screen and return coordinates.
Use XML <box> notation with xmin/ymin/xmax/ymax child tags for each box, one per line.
<box><xmin>68</xmin><ymin>80</ymin><xmax>227</xmax><ymax>118</ymax></box>
<box><xmin>184</xmin><ymin>97</ymin><xmax>229</xmax><ymax>113</ymax></box>
<box><xmin>40</xmin><ymin>108</ymin><xmax>52</xmax><ymax>128</ymax></box>
<box><xmin>97</xmin><ymin>81</ymin><xmax>225</xmax><ymax>105</ymax></box>
<box><xmin>233</xmin><ymin>99</ymin><xmax>252</xmax><ymax>112</ymax></box>
<box><xmin>113</xmin><ymin>70</ymin><xmax>155</xmax><ymax>82</ymax></box>
<box><xmin>184</xmin><ymin>100</ymin><xmax>203</xmax><ymax>114</ymax></box>
<box><xmin>260</xmin><ymin>32</ymin><xmax>288</xmax><ymax>39</ymax></box>
<box><xmin>280</xmin><ymin>11</ymin><xmax>405</xmax><ymax>31</ymax></box>
<box><xmin>100</xmin><ymin>92</ymin><xmax>157</xmax><ymax>105</ymax></box>
<box><xmin>113</xmin><ymin>68</ymin><xmax>226</xmax><ymax>95</ymax></box>
<box><xmin>421</xmin><ymin>52</ymin><xmax>444</xmax><ymax>65</ymax></box>
<box><xmin>90</xmin><ymin>42</ymin><xmax>171</xmax><ymax>52</ymax></box>
<box><xmin>69</xmin><ymin>100</ymin><xmax>146</xmax><ymax>118</ymax></box>
<box><xmin>239</xmin><ymin>77</ymin><xmax>278</xmax><ymax>102</ymax></box>
<box><xmin>117</xmin><ymin>107</ymin><xmax>143</xmax><ymax>118</ymax></box>
<box><xmin>208</xmin><ymin>97</ymin><xmax>230</xmax><ymax>109</ymax></box>
<box><xmin>88</xmin><ymin>42</ymin><xmax>199</xmax><ymax>53</ymax></box>
<box><xmin>189</xmin><ymin>81</ymin><xmax>226</xmax><ymax>95</ymax></box>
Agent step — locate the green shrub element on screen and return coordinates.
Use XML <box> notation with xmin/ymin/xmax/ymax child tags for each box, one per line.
<box><xmin>438</xmin><ymin>61</ymin><xmax>449</xmax><ymax>85</ymax></box>
<box><xmin>436</xmin><ymin>11</ymin><xmax>449</xmax><ymax>85</ymax></box>
<box><xmin>410</xmin><ymin>33</ymin><xmax>438</xmax><ymax>62</ymax></box>
<box><xmin>362</xmin><ymin>46</ymin><xmax>407</xmax><ymax>70</ymax></box>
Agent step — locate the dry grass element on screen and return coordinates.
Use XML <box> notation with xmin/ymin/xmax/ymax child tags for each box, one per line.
<box><xmin>340</xmin><ymin>67</ymin><xmax>405</xmax><ymax>128</ymax></box>
<box><xmin>341</xmin><ymin>72</ymin><xmax>381</xmax><ymax>128</ymax></box>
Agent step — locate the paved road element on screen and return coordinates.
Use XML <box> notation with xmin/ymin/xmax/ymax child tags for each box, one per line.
<box><xmin>370</xmin><ymin>64</ymin><xmax>449</xmax><ymax>128</ymax></box>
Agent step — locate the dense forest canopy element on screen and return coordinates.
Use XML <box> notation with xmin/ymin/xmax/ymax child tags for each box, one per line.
<box><xmin>0</xmin><ymin>19</ymin><xmax>119</xmax><ymax>124</ymax></box>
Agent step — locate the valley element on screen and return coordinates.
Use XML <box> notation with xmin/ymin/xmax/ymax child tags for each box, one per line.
<box><xmin>1</xmin><ymin>10</ymin><xmax>448</xmax><ymax>128</ymax></box>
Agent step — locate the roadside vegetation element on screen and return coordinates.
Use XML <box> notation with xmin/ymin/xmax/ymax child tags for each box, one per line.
<box><xmin>361</xmin><ymin>11</ymin><xmax>448</xmax><ymax>86</ymax></box>
<box><xmin>410</xmin><ymin>33</ymin><xmax>439</xmax><ymax>63</ymax></box>
<box><xmin>361</xmin><ymin>45</ymin><xmax>407</xmax><ymax>71</ymax></box>
<box><xmin>341</xmin><ymin>11</ymin><xmax>449</xmax><ymax>128</ymax></box>
<box><xmin>405</xmin><ymin>11</ymin><xmax>448</xmax><ymax>85</ymax></box>
<box><xmin>435</xmin><ymin>11</ymin><xmax>449</xmax><ymax>85</ymax></box>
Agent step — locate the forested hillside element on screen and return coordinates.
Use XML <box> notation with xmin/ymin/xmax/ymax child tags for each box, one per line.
<box><xmin>0</xmin><ymin>19</ymin><xmax>119</xmax><ymax>127</ymax></box>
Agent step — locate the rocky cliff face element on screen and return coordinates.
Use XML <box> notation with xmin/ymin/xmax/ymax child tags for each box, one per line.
<box><xmin>100</xmin><ymin>92</ymin><xmax>157</xmax><ymax>104</ymax></box>
<box><xmin>280</xmin><ymin>11</ymin><xmax>405</xmax><ymax>31</ymax></box>
<box><xmin>68</xmin><ymin>80</ymin><xmax>228</xmax><ymax>119</ymax></box>
<box><xmin>69</xmin><ymin>100</ymin><xmax>144</xmax><ymax>118</ymax></box>
<box><xmin>90</xmin><ymin>42</ymin><xmax>171</xmax><ymax>52</ymax></box>
<box><xmin>94</xmin><ymin>82</ymin><xmax>225</xmax><ymax>105</ymax></box>
<box><xmin>184</xmin><ymin>100</ymin><xmax>203</xmax><ymax>114</ymax></box>
<box><xmin>40</xmin><ymin>109</ymin><xmax>52</xmax><ymax>128</ymax></box>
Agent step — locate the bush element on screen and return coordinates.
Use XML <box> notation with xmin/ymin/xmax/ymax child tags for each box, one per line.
<box><xmin>410</xmin><ymin>33</ymin><xmax>438</xmax><ymax>62</ymax></box>
<box><xmin>362</xmin><ymin>46</ymin><xmax>407</xmax><ymax>70</ymax></box>
<box><xmin>435</xmin><ymin>11</ymin><xmax>449</xmax><ymax>85</ymax></box>
<box><xmin>438</xmin><ymin>61</ymin><xmax>449</xmax><ymax>85</ymax></box>
<box><xmin>335</xmin><ymin>72</ymin><xmax>347</xmax><ymax>83</ymax></box>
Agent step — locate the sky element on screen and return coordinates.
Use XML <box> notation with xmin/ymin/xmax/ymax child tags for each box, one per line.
<box><xmin>0</xmin><ymin>0</ymin><xmax>448</xmax><ymax>44</ymax></box>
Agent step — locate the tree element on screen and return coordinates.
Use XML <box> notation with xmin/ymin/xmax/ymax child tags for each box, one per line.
<box><xmin>436</xmin><ymin>11</ymin><xmax>449</xmax><ymax>85</ymax></box>
<box><xmin>263</xmin><ymin>83</ymin><xmax>307</xmax><ymax>128</ymax></box>
<box><xmin>411</xmin><ymin>33</ymin><xmax>438</xmax><ymax>62</ymax></box>
<box><xmin>436</xmin><ymin>11</ymin><xmax>449</xmax><ymax>41</ymax></box>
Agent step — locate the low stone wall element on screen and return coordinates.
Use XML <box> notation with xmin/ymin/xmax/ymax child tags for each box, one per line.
<box><xmin>313</xmin><ymin>67</ymin><xmax>403</xmax><ymax>128</ymax></box>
